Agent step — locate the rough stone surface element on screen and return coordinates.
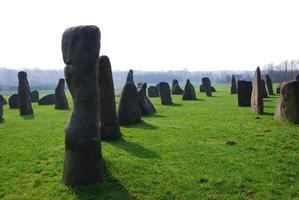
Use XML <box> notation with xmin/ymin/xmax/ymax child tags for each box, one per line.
<box><xmin>31</xmin><ymin>91</ymin><xmax>39</xmax><ymax>102</ymax></box>
<box><xmin>182</xmin><ymin>79</ymin><xmax>196</xmax><ymax>100</ymax></box>
<box><xmin>8</xmin><ymin>94</ymin><xmax>19</xmax><ymax>108</ymax></box>
<box><xmin>137</xmin><ymin>82</ymin><xmax>156</xmax><ymax>115</ymax></box>
<box><xmin>38</xmin><ymin>94</ymin><xmax>56</xmax><ymax>105</ymax></box>
<box><xmin>126</xmin><ymin>69</ymin><xmax>134</xmax><ymax>84</ymax></box>
<box><xmin>265</xmin><ymin>75</ymin><xmax>274</xmax><ymax>95</ymax></box>
<box><xmin>276</xmin><ymin>82</ymin><xmax>284</xmax><ymax>94</ymax></box>
<box><xmin>251</xmin><ymin>67</ymin><xmax>263</xmax><ymax>114</ymax></box>
<box><xmin>62</xmin><ymin>25</ymin><xmax>103</xmax><ymax>186</ymax></box>
<box><xmin>148</xmin><ymin>86</ymin><xmax>159</xmax><ymax>97</ymax></box>
<box><xmin>200</xmin><ymin>84</ymin><xmax>205</xmax><ymax>92</ymax></box>
<box><xmin>171</xmin><ymin>79</ymin><xmax>184</xmax><ymax>95</ymax></box>
<box><xmin>0</xmin><ymin>95</ymin><xmax>7</xmax><ymax>105</ymax></box>
<box><xmin>295</xmin><ymin>74</ymin><xmax>299</xmax><ymax>81</ymax></box>
<box><xmin>158</xmin><ymin>82</ymin><xmax>172</xmax><ymax>105</ymax></box>
<box><xmin>231</xmin><ymin>75</ymin><xmax>237</xmax><ymax>94</ymax></box>
<box><xmin>201</xmin><ymin>77</ymin><xmax>212</xmax><ymax>97</ymax></box>
<box><xmin>237</xmin><ymin>80</ymin><xmax>252</xmax><ymax>107</ymax></box>
<box><xmin>98</xmin><ymin>55</ymin><xmax>121</xmax><ymax>140</ymax></box>
<box><xmin>18</xmin><ymin>71</ymin><xmax>33</xmax><ymax>115</ymax></box>
<box><xmin>275</xmin><ymin>80</ymin><xmax>299</xmax><ymax>124</ymax></box>
<box><xmin>55</xmin><ymin>79</ymin><xmax>69</xmax><ymax>109</ymax></box>
<box><xmin>261</xmin><ymin>79</ymin><xmax>268</xmax><ymax>98</ymax></box>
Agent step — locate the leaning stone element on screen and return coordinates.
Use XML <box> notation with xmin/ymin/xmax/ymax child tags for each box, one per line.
<box><xmin>38</xmin><ymin>94</ymin><xmax>56</xmax><ymax>105</ymax></box>
<box><xmin>137</xmin><ymin>82</ymin><xmax>156</xmax><ymax>115</ymax></box>
<box><xmin>0</xmin><ymin>95</ymin><xmax>7</xmax><ymax>105</ymax></box>
<box><xmin>171</xmin><ymin>79</ymin><xmax>184</xmax><ymax>95</ymax></box>
<box><xmin>231</xmin><ymin>75</ymin><xmax>237</xmax><ymax>94</ymax></box>
<box><xmin>55</xmin><ymin>79</ymin><xmax>69</xmax><ymax>109</ymax></box>
<box><xmin>265</xmin><ymin>75</ymin><xmax>274</xmax><ymax>95</ymax></box>
<box><xmin>30</xmin><ymin>90</ymin><xmax>39</xmax><ymax>102</ymax></box>
<box><xmin>274</xmin><ymin>80</ymin><xmax>299</xmax><ymax>124</ymax></box>
<box><xmin>8</xmin><ymin>94</ymin><xmax>19</xmax><ymax>108</ymax></box>
<box><xmin>98</xmin><ymin>55</ymin><xmax>121</xmax><ymax>140</ymax></box>
<box><xmin>182</xmin><ymin>79</ymin><xmax>196</xmax><ymax>100</ymax></box>
<box><xmin>251</xmin><ymin>67</ymin><xmax>263</xmax><ymax>114</ymax></box>
<box><xmin>62</xmin><ymin>25</ymin><xmax>103</xmax><ymax>186</ymax></box>
<box><xmin>18</xmin><ymin>71</ymin><xmax>33</xmax><ymax>115</ymax></box>
<box><xmin>261</xmin><ymin>79</ymin><xmax>268</xmax><ymax>98</ymax></box>
<box><xmin>201</xmin><ymin>77</ymin><xmax>212</xmax><ymax>97</ymax></box>
<box><xmin>148</xmin><ymin>86</ymin><xmax>159</xmax><ymax>97</ymax></box>
<box><xmin>158</xmin><ymin>82</ymin><xmax>172</xmax><ymax>105</ymax></box>
<box><xmin>237</xmin><ymin>80</ymin><xmax>252</xmax><ymax>107</ymax></box>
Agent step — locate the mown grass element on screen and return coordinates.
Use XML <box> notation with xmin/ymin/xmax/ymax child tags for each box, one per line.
<box><xmin>0</xmin><ymin>84</ymin><xmax>298</xmax><ymax>200</ymax></box>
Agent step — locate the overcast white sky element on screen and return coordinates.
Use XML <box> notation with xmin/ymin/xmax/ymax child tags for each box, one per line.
<box><xmin>0</xmin><ymin>0</ymin><xmax>298</xmax><ymax>71</ymax></box>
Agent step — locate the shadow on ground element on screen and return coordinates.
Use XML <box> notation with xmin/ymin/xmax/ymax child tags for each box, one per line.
<box><xmin>21</xmin><ymin>115</ymin><xmax>35</xmax><ymax>120</ymax></box>
<box><xmin>122</xmin><ymin>121</ymin><xmax>159</xmax><ymax>130</ymax></box>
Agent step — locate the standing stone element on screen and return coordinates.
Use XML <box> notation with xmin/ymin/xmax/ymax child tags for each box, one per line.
<box><xmin>98</xmin><ymin>55</ymin><xmax>121</xmax><ymax>140</ymax></box>
<box><xmin>261</xmin><ymin>79</ymin><xmax>268</xmax><ymax>98</ymax></box>
<box><xmin>62</xmin><ymin>25</ymin><xmax>103</xmax><ymax>186</ymax></box>
<box><xmin>158</xmin><ymin>82</ymin><xmax>172</xmax><ymax>105</ymax></box>
<box><xmin>0</xmin><ymin>97</ymin><xmax>3</xmax><ymax>122</ymax></box>
<box><xmin>0</xmin><ymin>95</ymin><xmax>7</xmax><ymax>105</ymax></box>
<box><xmin>231</xmin><ymin>75</ymin><xmax>237</xmax><ymax>94</ymax></box>
<box><xmin>275</xmin><ymin>80</ymin><xmax>299</xmax><ymax>124</ymax></box>
<box><xmin>199</xmin><ymin>84</ymin><xmax>205</xmax><ymax>92</ymax></box>
<box><xmin>171</xmin><ymin>79</ymin><xmax>184</xmax><ymax>95</ymax></box>
<box><xmin>38</xmin><ymin>94</ymin><xmax>56</xmax><ymax>105</ymax></box>
<box><xmin>294</xmin><ymin>74</ymin><xmax>299</xmax><ymax>81</ymax></box>
<box><xmin>182</xmin><ymin>79</ymin><xmax>196</xmax><ymax>100</ymax></box>
<box><xmin>211</xmin><ymin>86</ymin><xmax>216</xmax><ymax>92</ymax></box>
<box><xmin>265</xmin><ymin>75</ymin><xmax>274</xmax><ymax>95</ymax></box>
<box><xmin>251</xmin><ymin>67</ymin><xmax>263</xmax><ymax>114</ymax></box>
<box><xmin>8</xmin><ymin>94</ymin><xmax>19</xmax><ymax>108</ymax></box>
<box><xmin>201</xmin><ymin>77</ymin><xmax>212</xmax><ymax>97</ymax></box>
<box><xmin>30</xmin><ymin>90</ymin><xmax>39</xmax><ymax>102</ymax></box>
<box><xmin>126</xmin><ymin>69</ymin><xmax>134</xmax><ymax>84</ymax></box>
<box><xmin>55</xmin><ymin>79</ymin><xmax>69</xmax><ymax>109</ymax></box>
<box><xmin>137</xmin><ymin>82</ymin><xmax>156</xmax><ymax>115</ymax></box>
<box><xmin>276</xmin><ymin>82</ymin><xmax>284</xmax><ymax>94</ymax></box>
<box><xmin>148</xmin><ymin>86</ymin><xmax>159</xmax><ymax>97</ymax></box>
<box><xmin>237</xmin><ymin>80</ymin><xmax>252</xmax><ymax>107</ymax></box>
<box><xmin>18</xmin><ymin>71</ymin><xmax>33</xmax><ymax>116</ymax></box>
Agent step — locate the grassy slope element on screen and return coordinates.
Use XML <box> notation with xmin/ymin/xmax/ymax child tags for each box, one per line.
<box><xmin>0</xmin><ymin>84</ymin><xmax>298</xmax><ymax>200</ymax></box>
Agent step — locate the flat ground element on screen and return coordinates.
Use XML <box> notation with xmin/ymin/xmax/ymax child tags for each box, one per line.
<box><xmin>0</xmin><ymin>84</ymin><xmax>298</xmax><ymax>200</ymax></box>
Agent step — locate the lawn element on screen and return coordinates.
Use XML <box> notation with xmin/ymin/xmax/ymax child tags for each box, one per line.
<box><xmin>0</xmin><ymin>84</ymin><xmax>298</xmax><ymax>200</ymax></box>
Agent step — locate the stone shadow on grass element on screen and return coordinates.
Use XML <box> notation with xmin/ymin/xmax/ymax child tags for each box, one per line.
<box><xmin>21</xmin><ymin>115</ymin><xmax>35</xmax><ymax>120</ymax></box>
<box><xmin>71</xmin><ymin>160</ymin><xmax>136</xmax><ymax>200</ymax></box>
<box><xmin>122</xmin><ymin>121</ymin><xmax>159</xmax><ymax>130</ymax></box>
<box><xmin>142</xmin><ymin>114</ymin><xmax>165</xmax><ymax>119</ymax></box>
<box><xmin>107</xmin><ymin>138</ymin><xmax>160</xmax><ymax>159</ymax></box>
<box><xmin>263</xmin><ymin>112</ymin><xmax>274</xmax><ymax>116</ymax></box>
<box><xmin>168</xmin><ymin>103</ymin><xmax>182</xmax><ymax>107</ymax></box>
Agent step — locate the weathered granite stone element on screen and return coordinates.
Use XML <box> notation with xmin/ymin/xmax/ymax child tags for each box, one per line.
<box><xmin>275</xmin><ymin>80</ymin><xmax>299</xmax><ymax>124</ymax></box>
<box><xmin>171</xmin><ymin>79</ymin><xmax>184</xmax><ymax>95</ymax></box>
<box><xmin>148</xmin><ymin>86</ymin><xmax>159</xmax><ymax>97</ymax></box>
<box><xmin>62</xmin><ymin>25</ymin><xmax>103</xmax><ymax>186</ymax></box>
<box><xmin>158</xmin><ymin>82</ymin><xmax>172</xmax><ymax>105</ymax></box>
<box><xmin>126</xmin><ymin>69</ymin><xmax>134</xmax><ymax>84</ymax></box>
<box><xmin>98</xmin><ymin>55</ymin><xmax>121</xmax><ymax>140</ymax></box>
<box><xmin>8</xmin><ymin>94</ymin><xmax>19</xmax><ymax>108</ymax></box>
<box><xmin>0</xmin><ymin>95</ymin><xmax>7</xmax><ymax>105</ymax></box>
<box><xmin>30</xmin><ymin>90</ymin><xmax>39</xmax><ymax>102</ymax></box>
<box><xmin>18</xmin><ymin>71</ymin><xmax>33</xmax><ymax>115</ymax></box>
<box><xmin>265</xmin><ymin>75</ymin><xmax>274</xmax><ymax>95</ymax></box>
<box><xmin>231</xmin><ymin>75</ymin><xmax>237</xmax><ymax>94</ymax></box>
<box><xmin>261</xmin><ymin>79</ymin><xmax>268</xmax><ymax>98</ymax></box>
<box><xmin>38</xmin><ymin>94</ymin><xmax>56</xmax><ymax>105</ymax></box>
<box><xmin>237</xmin><ymin>80</ymin><xmax>252</xmax><ymax>107</ymax></box>
<box><xmin>137</xmin><ymin>82</ymin><xmax>156</xmax><ymax>115</ymax></box>
<box><xmin>201</xmin><ymin>77</ymin><xmax>212</xmax><ymax>97</ymax></box>
<box><xmin>294</xmin><ymin>74</ymin><xmax>299</xmax><ymax>81</ymax></box>
<box><xmin>182</xmin><ymin>79</ymin><xmax>196</xmax><ymax>100</ymax></box>
<box><xmin>251</xmin><ymin>67</ymin><xmax>263</xmax><ymax>114</ymax></box>
<box><xmin>55</xmin><ymin>79</ymin><xmax>69</xmax><ymax>109</ymax></box>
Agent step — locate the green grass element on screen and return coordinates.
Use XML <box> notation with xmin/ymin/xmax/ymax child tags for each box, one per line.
<box><xmin>0</xmin><ymin>84</ymin><xmax>298</xmax><ymax>200</ymax></box>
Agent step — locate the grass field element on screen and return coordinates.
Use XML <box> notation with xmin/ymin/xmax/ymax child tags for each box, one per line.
<box><xmin>0</xmin><ymin>84</ymin><xmax>298</xmax><ymax>200</ymax></box>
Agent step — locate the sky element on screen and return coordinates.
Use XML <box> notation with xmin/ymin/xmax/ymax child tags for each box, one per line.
<box><xmin>0</xmin><ymin>0</ymin><xmax>299</xmax><ymax>71</ymax></box>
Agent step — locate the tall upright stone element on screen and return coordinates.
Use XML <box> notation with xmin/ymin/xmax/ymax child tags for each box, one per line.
<box><xmin>18</xmin><ymin>71</ymin><xmax>33</xmax><ymax>116</ymax></box>
<box><xmin>126</xmin><ymin>69</ymin><xmax>134</xmax><ymax>84</ymax></box>
<box><xmin>171</xmin><ymin>79</ymin><xmax>184</xmax><ymax>95</ymax></box>
<box><xmin>98</xmin><ymin>55</ymin><xmax>121</xmax><ymax>140</ymax></box>
<box><xmin>237</xmin><ymin>80</ymin><xmax>252</xmax><ymax>107</ymax></box>
<box><xmin>275</xmin><ymin>80</ymin><xmax>299</xmax><ymax>124</ymax></box>
<box><xmin>265</xmin><ymin>75</ymin><xmax>274</xmax><ymax>95</ymax></box>
<box><xmin>8</xmin><ymin>94</ymin><xmax>19</xmax><ymax>108</ymax></box>
<box><xmin>137</xmin><ymin>82</ymin><xmax>156</xmax><ymax>115</ymax></box>
<box><xmin>158</xmin><ymin>82</ymin><xmax>172</xmax><ymax>105</ymax></box>
<box><xmin>294</xmin><ymin>74</ymin><xmax>299</xmax><ymax>81</ymax></box>
<box><xmin>55</xmin><ymin>79</ymin><xmax>69</xmax><ymax>109</ymax></box>
<box><xmin>261</xmin><ymin>79</ymin><xmax>268</xmax><ymax>98</ymax></box>
<box><xmin>62</xmin><ymin>25</ymin><xmax>103</xmax><ymax>186</ymax></box>
<box><xmin>0</xmin><ymin>97</ymin><xmax>3</xmax><ymax>122</ymax></box>
<box><xmin>201</xmin><ymin>77</ymin><xmax>212</xmax><ymax>97</ymax></box>
<box><xmin>148</xmin><ymin>86</ymin><xmax>159</xmax><ymax>97</ymax></box>
<box><xmin>182</xmin><ymin>79</ymin><xmax>196</xmax><ymax>100</ymax></box>
<box><xmin>251</xmin><ymin>67</ymin><xmax>263</xmax><ymax>114</ymax></box>
<box><xmin>231</xmin><ymin>75</ymin><xmax>237</xmax><ymax>94</ymax></box>
<box><xmin>30</xmin><ymin>90</ymin><xmax>39</xmax><ymax>102</ymax></box>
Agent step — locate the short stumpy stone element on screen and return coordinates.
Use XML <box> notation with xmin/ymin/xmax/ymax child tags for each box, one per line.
<box><xmin>137</xmin><ymin>82</ymin><xmax>156</xmax><ymax>115</ymax></box>
<box><xmin>18</xmin><ymin>71</ymin><xmax>33</xmax><ymax>115</ymax></box>
<box><xmin>62</xmin><ymin>25</ymin><xmax>103</xmax><ymax>186</ymax></box>
<box><xmin>182</xmin><ymin>79</ymin><xmax>196</xmax><ymax>100</ymax></box>
<box><xmin>148</xmin><ymin>86</ymin><xmax>159</xmax><ymax>97</ymax></box>
<box><xmin>201</xmin><ymin>77</ymin><xmax>212</xmax><ymax>97</ymax></box>
<box><xmin>30</xmin><ymin>91</ymin><xmax>39</xmax><ymax>102</ymax></box>
<box><xmin>0</xmin><ymin>95</ymin><xmax>7</xmax><ymax>105</ymax></box>
<box><xmin>251</xmin><ymin>67</ymin><xmax>263</xmax><ymax>114</ymax></box>
<box><xmin>38</xmin><ymin>94</ymin><xmax>56</xmax><ymax>105</ymax></box>
<box><xmin>55</xmin><ymin>79</ymin><xmax>69</xmax><ymax>109</ymax></box>
<box><xmin>231</xmin><ymin>75</ymin><xmax>237</xmax><ymax>94</ymax></box>
<box><xmin>158</xmin><ymin>82</ymin><xmax>172</xmax><ymax>105</ymax></box>
<box><xmin>98</xmin><ymin>55</ymin><xmax>121</xmax><ymax>140</ymax></box>
<box><xmin>237</xmin><ymin>80</ymin><xmax>252</xmax><ymax>107</ymax></box>
<box><xmin>171</xmin><ymin>79</ymin><xmax>184</xmax><ymax>95</ymax></box>
<box><xmin>275</xmin><ymin>80</ymin><xmax>299</xmax><ymax>124</ymax></box>
<box><xmin>8</xmin><ymin>94</ymin><xmax>19</xmax><ymax>109</ymax></box>
<box><xmin>261</xmin><ymin>79</ymin><xmax>268</xmax><ymax>98</ymax></box>
<box><xmin>265</xmin><ymin>75</ymin><xmax>274</xmax><ymax>95</ymax></box>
